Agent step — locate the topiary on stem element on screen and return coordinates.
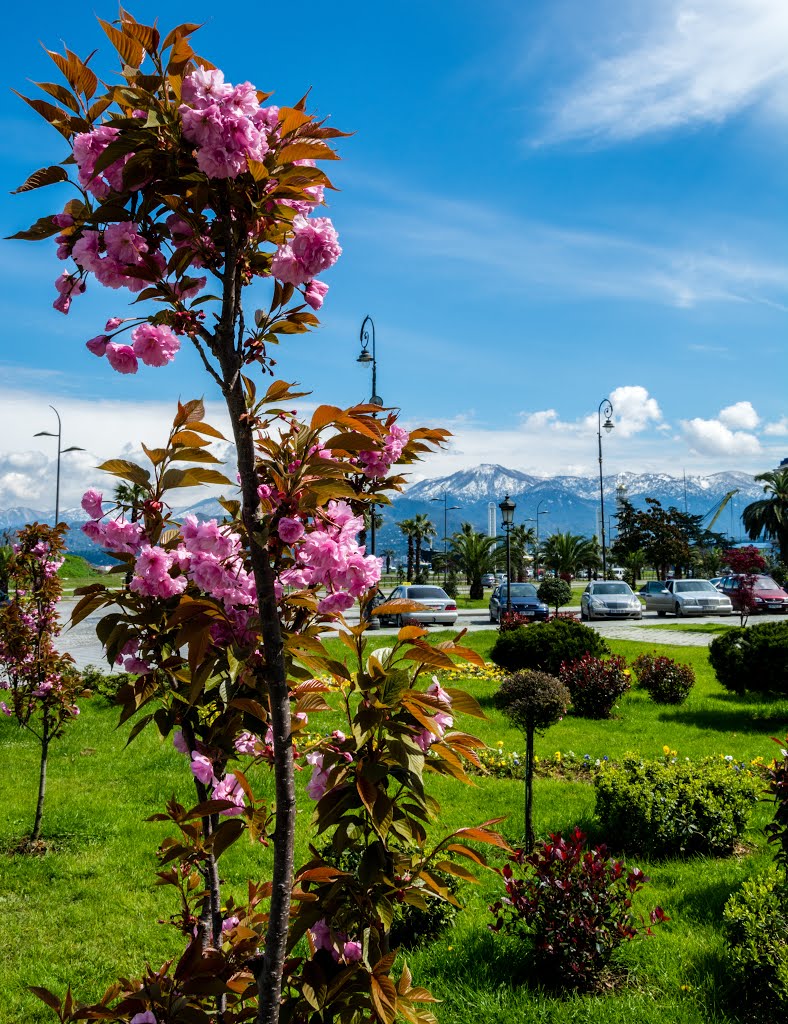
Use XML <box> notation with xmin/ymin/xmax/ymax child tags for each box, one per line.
<box><xmin>493</xmin><ymin>670</ymin><xmax>570</xmax><ymax>851</ymax></box>
<box><xmin>537</xmin><ymin>577</ymin><xmax>572</xmax><ymax>614</ymax></box>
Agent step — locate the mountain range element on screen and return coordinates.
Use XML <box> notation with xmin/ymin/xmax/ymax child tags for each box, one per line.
<box><xmin>0</xmin><ymin>464</ymin><xmax>767</xmax><ymax>564</ymax></box>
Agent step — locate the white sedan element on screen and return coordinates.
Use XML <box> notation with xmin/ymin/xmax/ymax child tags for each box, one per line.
<box><xmin>580</xmin><ymin>581</ymin><xmax>642</xmax><ymax>621</ymax></box>
<box><xmin>644</xmin><ymin>579</ymin><xmax>733</xmax><ymax>617</ymax></box>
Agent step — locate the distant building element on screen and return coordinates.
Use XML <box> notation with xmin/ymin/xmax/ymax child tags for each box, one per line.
<box><xmin>487</xmin><ymin>502</ymin><xmax>496</xmax><ymax>538</ymax></box>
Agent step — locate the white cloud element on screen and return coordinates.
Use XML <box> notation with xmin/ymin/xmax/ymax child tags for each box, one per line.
<box><xmin>719</xmin><ymin>401</ymin><xmax>760</xmax><ymax>430</ymax></box>
<box><xmin>764</xmin><ymin>416</ymin><xmax>788</xmax><ymax>436</ymax></box>
<box><xmin>608</xmin><ymin>385</ymin><xmax>663</xmax><ymax>438</ymax></box>
<box><xmin>545</xmin><ymin>0</ymin><xmax>788</xmax><ymax>143</ymax></box>
<box><xmin>680</xmin><ymin>417</ymin><xmax>762</xmax><ymax>457</ymax></box>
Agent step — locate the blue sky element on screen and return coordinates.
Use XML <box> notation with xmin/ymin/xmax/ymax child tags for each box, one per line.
<box><xmin>1</xmin><ymin>0</ymin><xmax>786</xmax><ymax>510</ymax></box>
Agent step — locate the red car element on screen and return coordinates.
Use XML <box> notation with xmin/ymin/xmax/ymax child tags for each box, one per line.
<box><xmin>719</xmin><ymin>574</ymin><xmax>788</xmax><ymax>613</ymax></box>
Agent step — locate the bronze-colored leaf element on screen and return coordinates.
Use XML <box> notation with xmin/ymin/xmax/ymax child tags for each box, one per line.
<box><xmin>370</xmin><ymin>975</ymin><xmax>398</xmax><ymax>1024</ymax></box>
<box><xmin>247</xmin><ymin>159</ymin><xmax>269</xmax><ymax>182</ymax></box>
<box><xmin>278</xmin><ymin>141</ymin><xmax>339</xmax><ymax>163</ymax></box>
<box><xmin>162</xmin><ymin>23</ymin><xmax>204</xmax><ymax>51</ymax></box>
<box><xmin>11</xmin><ymin>166</ymin><xmax>69</xmax><ymax>194</ymax></box>
<box><xmin>98</xmin><ymin>18</ymin><xmax>144</xmax><ymax>68</ymax></box>
<box><xmin>278</xmin><ymin>107</ymin><xmax>313</xmax><ymax>135</ymax></box>
<box><xmin>97</xmin><ymin>458</ymin><xmax>151</xmax><ymax>487</ymax></box>
<box><xmin>35</xmin><ymin>82</ymin><xmax>80</xmax><ymax>113</ymax></box>
<box><xmin>160</xmin><ymin>467</ymin><xmax>233</xmax><ymax>489</ymax></box>
<box><xmin>123</xmin><ymin>20</ymin><xmax>161</xmax><ymax>55</ymax></box>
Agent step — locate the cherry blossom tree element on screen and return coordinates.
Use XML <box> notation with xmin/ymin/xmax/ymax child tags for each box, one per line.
<box><xmin>13</xmin><ymin>11</ymin><xmax>504</xmax><ymax>1024</ymax></box>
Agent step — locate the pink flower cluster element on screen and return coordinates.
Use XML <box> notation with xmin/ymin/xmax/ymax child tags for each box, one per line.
<box><xmin>87</xmin><ymin>322</ymin><xmax>180</xmax><ymax>375</ymax></box>
<box><xmin>73</xmin><ymin>126</ymin><xmax>134</xmax><ymax>199</ymax></box>
<box><xmin>53</xmin><ymin>272</ymin><xmax>85</xmax><ymax>315</ymax></box>
<box><xmin>179</xmin><ymin>67</ymin><xmax>274</xmax><ymax>180</ymax></box>
<box><xmin>414</xmin><ymin>679</ymin><xmax>454</xmax><ymax>753</ymax></box>
<box><xmin>81</xmin><ymin>490</ymin><xmax>145</xmax><ymax>556</ymax></box>
<box><xmin>305</xmin><ymin>730</ymin><xmax>352</xmax><ymax>801</ymax></box>
<box><xmin>309</xmin><ymin>919</ymin><xmax>363</xmax><ymax>964</ymax></box>
<box><xmin>173</xmin><ymin>738</ymin><xmax>246</xmax><ymax>817</ymax></box>
<box><xmin>358</xmin><ymin>423</ymin><xmax>409</xmax><ymax>478</ymax></box>
<box><xmin>271</xmin><ymin>214</ymin><xmax>341</xmax><ymax>287</ymax></box>
<box><xmin>72</xmin><ymin>223</ymin><xmax>166</xmax><ymax>293</ymax></box>
<box><xmin>279</xmin><ymin>501</ymin><xmax>381</xmax><ymax>614</ymax></box>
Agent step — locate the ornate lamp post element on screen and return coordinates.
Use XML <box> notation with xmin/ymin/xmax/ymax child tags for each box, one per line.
<box><xmin>597</xmin><ymin>398</ymin><xmax>614</xmax><ymax>578</ymax></box>
<box><xmin>34</xmin><ymin>405</ymin><xmax>84</xmax><ymax>526</ymax></box>
<box><xmin>430</xmin><ymin>493</ymin><xmax>461</xmax><ymax>586</ymax></box>
<box><xmin>357</xmin><ymin>315</ymin><xmax>382</xmax><ymax>554</ymax></box>
<box><xmin>499</xmin><ymin>494</ymin><xmax>516</xmax><ymax>613</ymax></box>
<box><xmin>535</xmin><ymin>500</ymin><xmax>549</xmax><ymax>578</ymax></box>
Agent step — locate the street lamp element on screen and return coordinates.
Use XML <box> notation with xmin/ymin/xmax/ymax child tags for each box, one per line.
<box><xmin>34</xmin><ymin>405</ymin><xmax>85</xmax><ymax>526</ymax></box>
<box><xmin>430</xmin><ymin>493</ymin><xmax>461</xmax><ymax>586</ymax></box>
<box><xmin>499</xmin><ymin>494</ymin><xmax>516</xmax><ymax>614</ymax></box>
<box><xmin>535</xmin><ymin>500</ymin><xmax>549</xmax><ymax>578</ymax></box>
<box><xmin>357</xmin><ymin>315</ymin><xmax>382</xmax><ymax>555</ymax></box>
<box><xmin>597</xmin><ymin>398</ymin><xmax>614</xmax><ymax>578</ymax></box>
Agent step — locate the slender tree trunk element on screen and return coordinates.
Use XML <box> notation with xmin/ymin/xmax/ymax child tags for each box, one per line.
<box><xmin>525</xmin><ymin>727</ymin><xmax>534</xmax><ymax>854</ymax></box>
<box><xmin>31</xmin><ymin>713</ymin><xmax>49</xmax><ymax>842</ymax></box>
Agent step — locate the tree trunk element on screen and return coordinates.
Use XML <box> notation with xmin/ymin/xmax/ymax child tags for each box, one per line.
<box><xmin>31</xmin><ymin>713</ymin><xmax>49</xmax><ymax>842</ymax></box>
<box><xmin>525</xmin><ymin>726</ymin><xmax>534</xmax><ymax>854</ymax></box>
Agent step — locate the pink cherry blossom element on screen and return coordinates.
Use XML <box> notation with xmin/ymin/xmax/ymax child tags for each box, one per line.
<box><xmin>131</xmin><ymin>323</ymin><xmax>180</xmax><ymax>367</ymax></box>
<box><xmin>105</xmin><ymin>342</ymin><xmax>139</xmax><ymax>375</ymax></box>
<box><xmin>278</xmin><ymin>517</ymin><xmax>305</xmax><ymax>544</ymax></box>
<box><xmin>305</xmin><ymin>751</ymin><xmax>330</xmax><ymax>801</ymax></box>
<box><xmin>81</xmin><ymin>490</ymin><xmax>104</xmax><ymax>519</ymax></box>
<box><xmin>53</xmin><ymin>272</ymin><xmax>85</xmax><ymax>314</ymax></box>
<box><xmin>86</xmin><ymin>335</ymin><xmax>109</xmax><ymax>357</ymax></box>
<box><xmin>130</xmin><ymin>1013</ymin><xmax>157</xmax><ymax>1024</ymax></box>
<box><xmin>190</xmin><ymin>751</ymin><xmax>216</xmax><ymax>786</ymax></box>
<box><xmin>173</xmin><ymin>730</ymin><xmax>189</xmax><ymax>754</ymax></box>
<box><xmin>271</xmin><ymin>215</ymin><xmax>341</xmax><ymax>286</ymax></box>
<box><xmin>304</xmin><ymin>279</ymin><xmax>329</xmax><ymax>310</ymax></box>
<box><xmin>212</xmin><ymin>773</ymin><xmax>246</xmax><ymax>816</ymax></box>
<box><xmin>343</xmin><ymin>940</ymin><xmax>363</xmax><ymax>962</ymax></box>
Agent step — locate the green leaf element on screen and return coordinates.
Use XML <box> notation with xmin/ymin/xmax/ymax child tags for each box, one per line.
<box><xmin>6</xmin><ymin>215</ymin><xmax>61</xmax><ymax>241</ymax></box>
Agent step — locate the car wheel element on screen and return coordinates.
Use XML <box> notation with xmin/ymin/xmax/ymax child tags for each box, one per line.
<box><xmin>675</xmin><ymin>603</ymin><xmax>684</xmax><ymax>618</ymax></box>
<box><xmin>580</xmin><ymin>609</ymin><xmax>587</xmax><ymax>620</ymax></box>
<box><xmin>657</xmin><ymin>610</ymin><xmax>666</xmax><ymax>617</ymax></box>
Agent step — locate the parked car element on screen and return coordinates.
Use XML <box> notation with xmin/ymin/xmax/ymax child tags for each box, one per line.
<box><xmin>639</xmin><ymin>581</ymin><xmax>669</xmax><ymax>597</ymax></box>
<box><xmin>643</xmin><ymin>578</ymin><xmax>733</xmax><ymax>617</ymax></box>
<box><xmin>481</xmin><ymin>573</ymin><xmax>496</xmax><ymax>588</ymax></box>
<box><xmin>709</xmin><ymin>577</ymin><xmax>725</xmax><ymax>590</ymax></box>
<box><xmin>488</xmin><ymin>582</ymin><xmax>549</xmax><ymax>624</ymax></box>
<box><xmin>493</xmin><ymin>572</ymin><xmax>507</xmax><ymax>585</ymax></box>
<box><xmin>377</xmin><ymin>585</ymin><xmax>458</xmax><ymax>627</ymax></box>
<box><xmin>718</xmin><ymin>575</ymin><xmax>788</xmax><ymax>614</ymax></box>
<box><xmin>581</xmin><ymin>581</ymin><xmax>642</xmax><ymax>621</ymax></box>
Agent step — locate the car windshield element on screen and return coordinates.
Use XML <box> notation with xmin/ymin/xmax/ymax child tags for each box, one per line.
<box><xmin>674</xmin><ymin>581</ymin><xmax>717</xmax><ymax>593</ymax></box>
<box><xmin>406</xmin><ymin>587</ymin><xmax>448</xmax><ymax>599</ymax></box>
<box><xmin>756</xmin><ymin>577</ymin><xmax>781</xmax><ymax>591</ymax></box>
<box><xmin>506</xmin><ymin>584</ymin><xmax>538</xmax><ymax>598</ymax></box>
<box><xmin>592</xmin><ymin>583</ymin><xmax>631</xmax><ymax>594</ymax></box>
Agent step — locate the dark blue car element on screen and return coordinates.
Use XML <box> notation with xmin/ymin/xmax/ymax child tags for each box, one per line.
<box><xmin>488</xmin><ymin>583</ymin><xmax>548</xmax><ymax>624</ymax></box>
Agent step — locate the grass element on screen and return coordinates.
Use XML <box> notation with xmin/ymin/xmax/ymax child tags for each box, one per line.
<box><xmin>1</xmin><ymin>628</ymin><xmax>786</xmax><ymax>1023</ymax></box>
<box><xmin>642</xmin><ymin>623</ymin><xmax>736</xmax><ymax>634</ymax></box>
<box><xmin>57</xmin><ymin>555</ymin><xmax>121</xmax><ymax>597</ymax></box>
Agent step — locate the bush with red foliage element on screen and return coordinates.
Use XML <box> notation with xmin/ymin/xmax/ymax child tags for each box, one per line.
<box><xmin>560</xmin><ymin>653</ymin><xmax>630</xmax><ymax>718</ymax></box>
<box><xmin>490</xmin><ymin>827</ymin><xmax>667</xmax><ymax>991</ymax></box>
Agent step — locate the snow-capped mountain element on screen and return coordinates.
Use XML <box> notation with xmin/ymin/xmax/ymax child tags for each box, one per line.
<box><xmin>0</xmin><ymin>465</ymin><xmax>768</xmax><ymax>562</ymax></box>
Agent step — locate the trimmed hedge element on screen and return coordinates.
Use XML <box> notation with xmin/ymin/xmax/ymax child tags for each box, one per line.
<box><xmin>709</xmin><ymin>619</ymin><xmax>788</xmax><ymax>695</ymax></box>
<box><xmin>594</xmin><ymin>754</ymin><xmax>759</xmax><ymax>857</ymax></box>
<box><xmin>490</xmin><ymin>618</ymin><xmax>609</xmax><ymax>677</ymax></box>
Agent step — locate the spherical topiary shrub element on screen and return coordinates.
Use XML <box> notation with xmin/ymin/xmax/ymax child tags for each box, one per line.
<box><xmin>631</xmin><ymin>653</ymin><xmax>695</xmax><ymax>705</ymax></box>
<box><xmin>537</xmin><ymin>577</ymin><xmax>572</xmax><ymax>614</ymax></box>
<box><xmin>709</xmin><ymin>620</ymin><xmax>788</xmax><ymax>695</ymax></box>
<box><xmin>490</xmin><ymin>618</ymin><xmax>609</xmax><ymax>677</ymax></box>
<box><xmin>493</xmin><ymin>670</ymin><xmax>570</xmax><ymax>851</ymax></box>
<box><xmin>559</xmin><ymin>654</ymin><xmax>630</xmax><ymax>719</ymax></box>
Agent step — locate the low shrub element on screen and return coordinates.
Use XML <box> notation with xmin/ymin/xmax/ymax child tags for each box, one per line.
<box><xmin>499</xmin><ymin>610</ymin><xmax>532</xmax><ymax>632</ymax></box>
<box><xmin>709</xmin><ymin>620</ymin><xmax>788</xmax><ymax>695</ymax></box>
<box><xmin>723</xmin><ymin>869</ymin><xmax>788</xmax><ymax>1022</ymax></box>
<box><xmin>490</xmin><ymin>618</ymin><xmax>609</xmax><ymax>677</ymax></box>
<box><xmin>490</xmin><ymin>827</ymin><xmax>667</xmax><ymax>991</ymax></box>
<box><xmin>594</xmin><ymin>754</ymin><xmax>760</xmax><ymax>857</ymax></box>
<box><xmin>80</xmin><ymin>664</ymin><xmax>136</xmax><ymax>705</ymax></box>
<box><xmin>632</xmin><ymin>652</ymin><xmax>695</xmax><ymax>705</ymax></box>
<box><xmin>559</xmin><ymin>653</ymin><xmax>630</xmax><ymax>719</ymax></box>
<box><xmin>765</xmin><ymin>734</ymin><xmax>788</xmax><ymax>883</ymax></box>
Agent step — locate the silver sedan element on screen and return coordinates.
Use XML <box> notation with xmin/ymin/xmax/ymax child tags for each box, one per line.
<box><xmin>644</xmin><ymin>579</ymin><xmax>733</xmax><ymax>617</ymax></box>
<box><xmin>581</xmin><ymin>581</ymin><xmax>642</xmax><ymax>621</ymax></box>
<box><xmin>376</xmin><ymin>585</ymin><xmax>459</xmax><ymax>627</ymax></box>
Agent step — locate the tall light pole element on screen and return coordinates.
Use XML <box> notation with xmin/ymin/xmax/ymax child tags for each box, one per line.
<box><xmin>357</xmin><ymin>315</ymin><xmax>382</xmax><ymax>555</ymax></box>
<box><xmin>535</xmin><ymin>500</ymin><xmax>549</xmax><ymax>578</ymax></box>
<box><xmin>34</xmin><ymin>406</ymin><xmax>84</xmax><ymax>526</ymax></box>
<box><xmin>499</xmin><ymin>494</ymin><xmax>516</xmax><ymax>614</ymax></box>
<box><xmin>597</xmin><ymin>398</ymin><xmax>614</xmax><ymax>579</ymax></box>
<box><xmin>430</xmin><ymin>493</ymin><xmax>461</xmax><ymax>587</ymax></box>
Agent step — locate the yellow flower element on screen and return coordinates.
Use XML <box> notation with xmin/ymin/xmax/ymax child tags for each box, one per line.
<box><xmin>534</xmin><ymin>755</ymin><xmax>540</xmax><ymax>763</ymax></box>
<box><xmin>663</xmin><ymin>745</ymin><xmax>671</xmax><ymax>755</ymax></box>
<box><xmin>555</xmin><ymin>751</ymin><xmax>562</xmax><ymax>761</ymax></box>
<box><xmin>497</xmin><ymin>740</ymin><xmax>504</xmax><ymax>747</ymax></box>
<box><xmin>671</xmin><ymin>749</ymin><xmax>677</xmax><ymax>757</ymax></box>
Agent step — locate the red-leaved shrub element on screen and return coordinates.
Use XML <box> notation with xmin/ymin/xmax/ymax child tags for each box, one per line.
<box><xmin>559</xmin><ymin>653</ymin><xmax>630</xmax><ymax>718</ymax></box>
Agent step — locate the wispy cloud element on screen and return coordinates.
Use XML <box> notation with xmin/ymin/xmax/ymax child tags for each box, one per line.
<box><xmin>544</xmin><ymin>0</ymin><xmax>788</xmax><ymax>143</ymax></box>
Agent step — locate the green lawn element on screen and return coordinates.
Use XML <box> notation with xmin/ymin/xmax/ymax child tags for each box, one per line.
<box><xmin>1</xmin><ymin>629</ymin><xmax>785</xmax><ymax>1023</ymax></box>
<box><xmin>641</xmin><ymin>622</ymin><xmax>736</xmax><ymax>634</ymax></box>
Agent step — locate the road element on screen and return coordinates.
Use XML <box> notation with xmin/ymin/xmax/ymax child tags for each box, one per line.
<box><xmin>57</xmin><ymin>599</ymin><xmax>755</xmax><ymax>671</ymax></box>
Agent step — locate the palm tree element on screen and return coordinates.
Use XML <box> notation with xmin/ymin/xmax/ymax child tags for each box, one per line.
<box><xmin>451</xmin><ymin>528</ymin><xmax>501</xmax><ymax>599</ymax></box>
<box><xmin>397</xmin><ymin>518</ymin><xmax>417</xmax><ymax>580</ymax></box>
<box><xmin>542</xmin><ymin>531</ymin><xmax>597</xmax><ymax>579</ymax></box>
<box><xmin>742</xmin><ymin>468</ymin><xmax>788</xmax><ymax>564</ymax></box>
<box><xmin>510</xmin><ymin>524</ymin><xmax>536</xmax><ymax>581</ymax></box>
<box><xmin>380</xmin><ymin>548</ymin><xmax>396</xmax><ymax>574</ymax></box>
<box><xmin>411</xmin><ymin>513</ymin><xmax>437</xmax><ymax>583</ymax></box>
<box><xmin>114</xmin><ymin>481</ymin><xmax>147</xmax><ymax>523</ymax></box>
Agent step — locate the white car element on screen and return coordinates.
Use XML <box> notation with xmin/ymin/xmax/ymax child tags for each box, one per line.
<box><xmin>581</xmin><ymin>581</ymin><xmax>642</xmax><ymax>621</ymax></box>
<box><xmin>377</xmin><ymin>585</ymin><xmax>458</xmax><ymax>627</ymax></box>
<box><xmin>643</xmin><ymin>578</ymin><xmax>733</xmax><ymax>617</ymax></box>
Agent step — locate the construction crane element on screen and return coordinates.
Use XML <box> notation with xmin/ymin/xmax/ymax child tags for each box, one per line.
<box><xmin>701</xmin><ymin>489</ymin><xmax>739</xmax><ymax>531</ymax></box>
